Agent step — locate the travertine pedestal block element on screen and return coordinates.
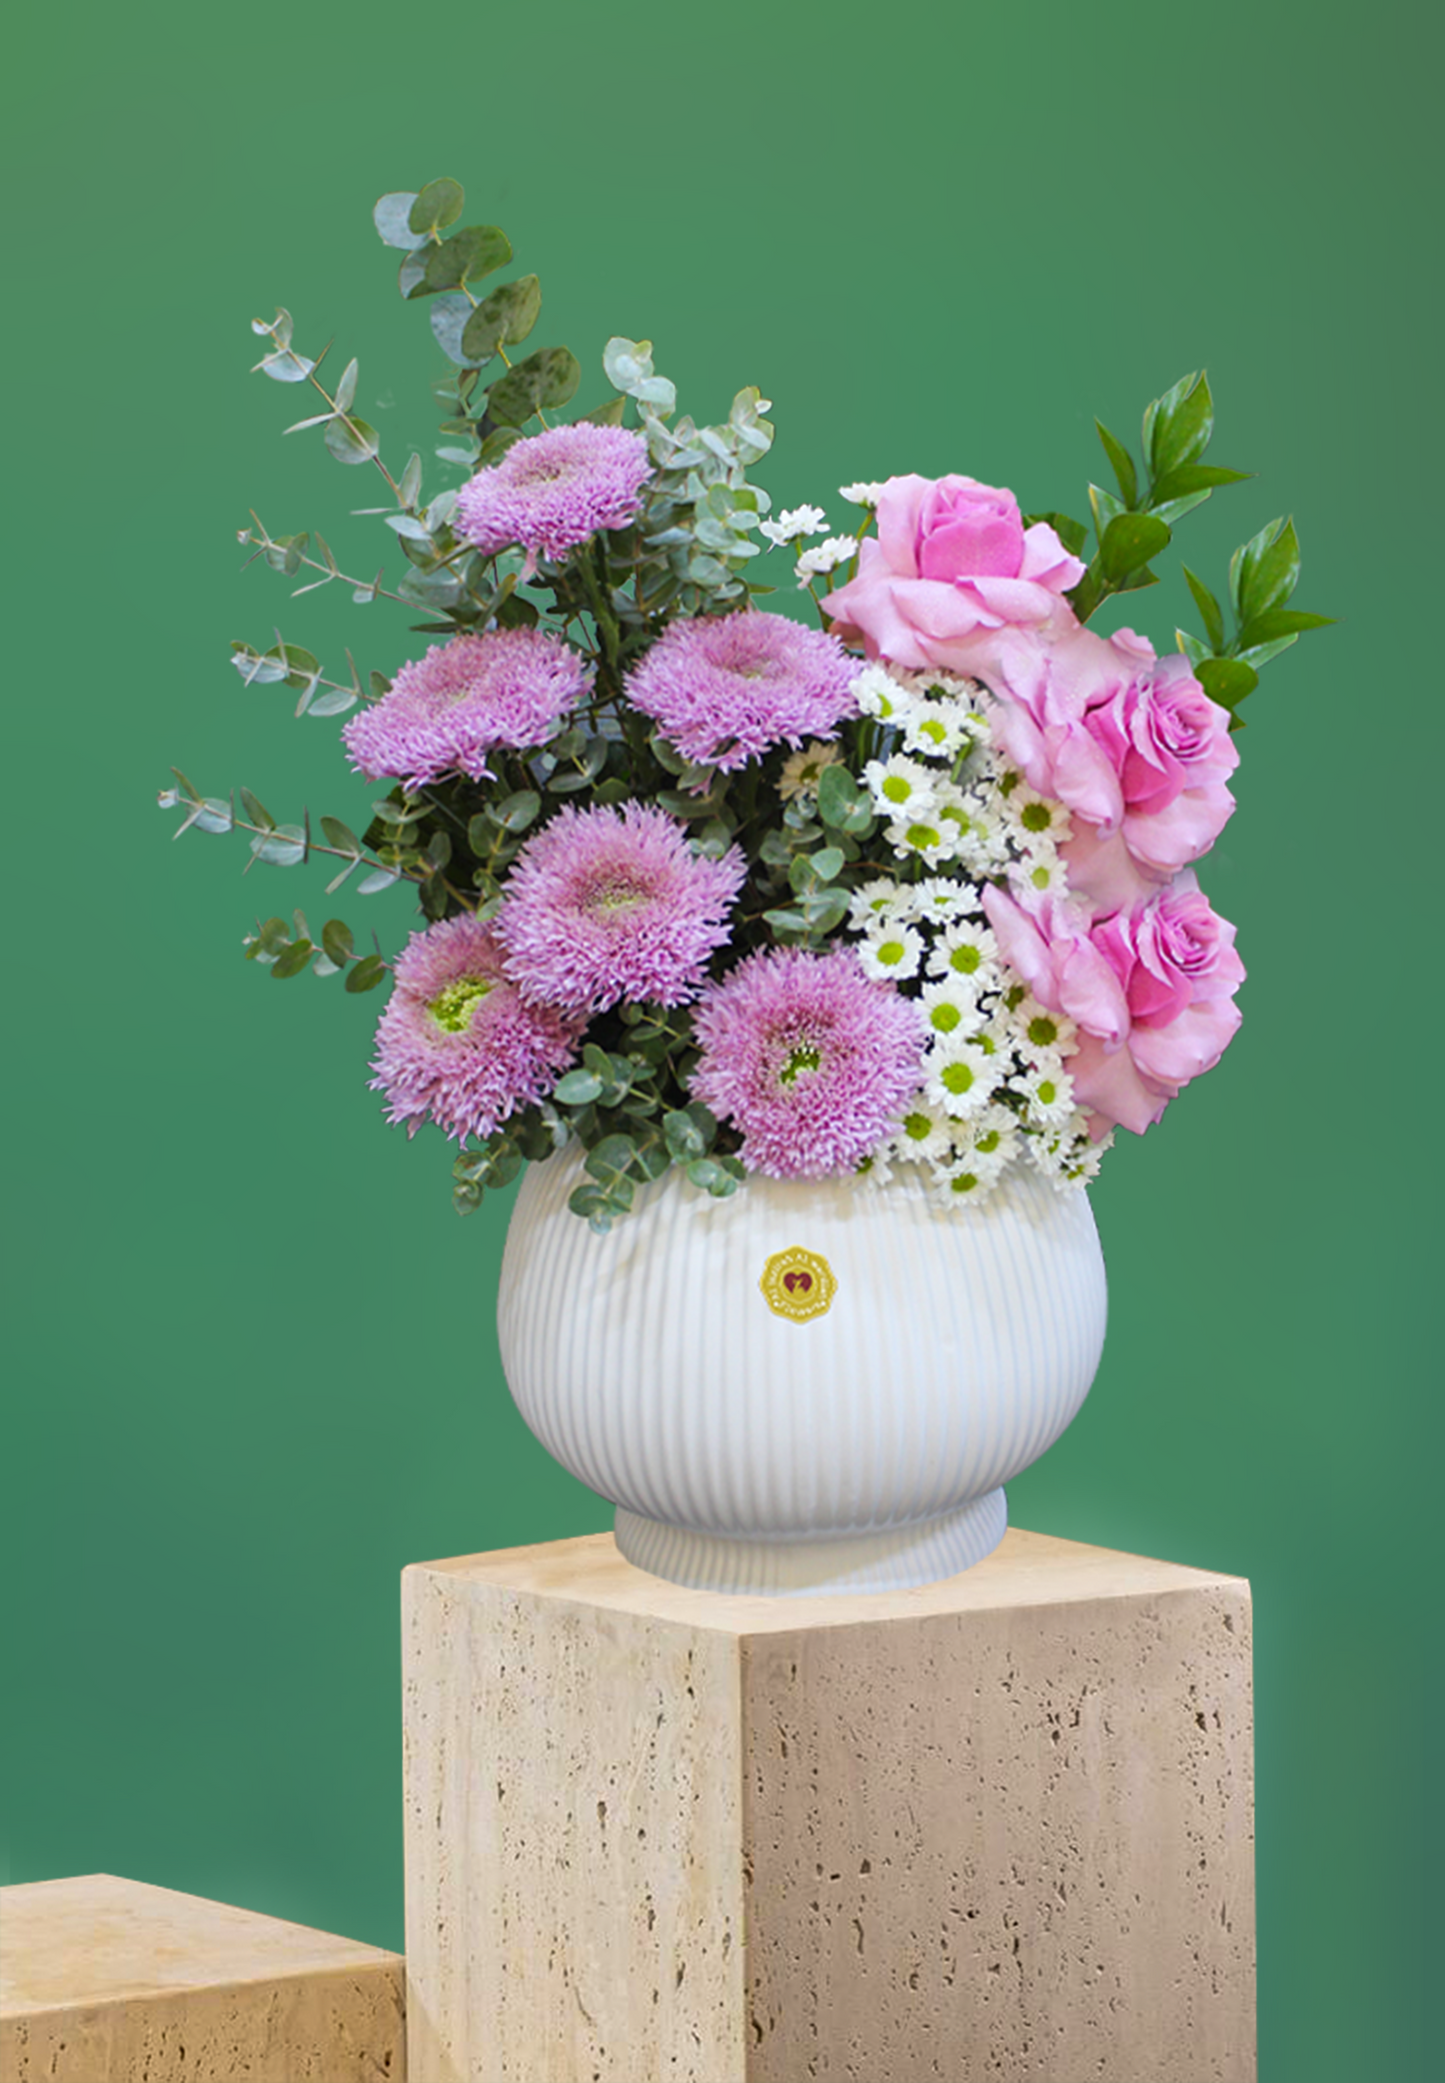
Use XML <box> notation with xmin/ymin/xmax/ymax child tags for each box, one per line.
<box><xmin>0</xmin><ymin>1873</ymin><xmax>405</xmax><ymax>2082</ymax></box>
<box><xmin>403</xmin><ymin>1527</ymin><xmax>1254</xmax><ymax>2083</ymax></box>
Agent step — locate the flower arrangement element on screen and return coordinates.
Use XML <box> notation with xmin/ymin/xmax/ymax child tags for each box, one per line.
<box><xmin>163</xmin><ymin>176</ymin><xmax>1330</xmax><ymax>1230</ymax></box>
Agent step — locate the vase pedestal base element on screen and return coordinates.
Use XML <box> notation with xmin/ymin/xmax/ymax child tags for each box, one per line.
<box><xmin>614</xmin><ymin>1486</ymin><xmax>1008</xmax><ymax>1594</ymax></box>
<box><xmin>402</xmin><ymin>1524</ymin><xmax>1255</xmax><ymax>2083</ymax></box>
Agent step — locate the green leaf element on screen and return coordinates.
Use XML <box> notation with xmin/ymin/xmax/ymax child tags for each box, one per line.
<box><xmin>554</xmin><ymin>1068</ymin><xmax>604</xmax><ymax>1106</ymax></box>
<box><xmin>319</xmin><ymin>815</ymin><xmax>362</xmax><ymax>856</ymax></box>
<box><xmin>250</xmin><ymin>824</ymin><xmax>307</xmax><ymax>867</ymax></box>
<box><xmin>373</xmin><ymin>193</ymin><xmax>426</xmax><ymax>249</ymax></box>
<box><xmin>398</xmin><ymin>251</ymin><xmax>429</xmax><ymax>299</ymax></box>
<box><xmin>1236</xmin><ymin>606</ymin><xmax>1336</xmax><ymax>648</ymax></box>
<box><xmin>334</xmin><ymin>358</ymin><xmax>358</xmax><ymax>414</ymax></box>
<box><xmin>270</xmin><ymin>938</ymin><xmax>314</xmax><ymax>979</ymax></box>
<box><xmin>325</xmin><ymin>416</ymin><xmax>380</xmax><ymax>466</ymax></box>
<box><xmin>1099</xmin><ymin>512</ymin><xmax>1171</xmax><ymax>582</ymax></box>
<box><xmin>817</xmin><ymin>763</ymin><xmax>865</xmax><ymax>829</ymax></box>
<box><xmin>1195</xmin><ymin>657</ymin><xmax>1260</xmax><ymax>711</ymax></box>
<box><xmin>584</xmin><ymin>1134</ymin><xmax>638</xmax><ymax>1198</ymax></box>
<box><xmin>495</xmin><ymin>783</ymin><xmax>545</xmax><ymax>833</ymax></box>
<box><xmin>487</xmin><ymin>347</ymin><xmax>581</xmax><ymax>427</ymax></box>
<box><xmin>321</xmin><ymin>919</ymin><xmax>354</xmax><ymax>966</ymax></box>
<box><xmin>1175</xmin><ymin>628</ymin><xmax>1210</xmax><ymax>668</ymax></box>
<box><xmin>1231</xmin><ymin>517</ymin><xmax>1301</xmax><ymax>626</ymax></box>
<box><xmin>1088</xmin><ymin>484</ymin><xmax>1124</xmax><ymax>544</ymax></box>
<box><xmin>567</xmin><ymin>1182</ymin><xmax>619</xmax><ymax>1230</ymax></box>
<box><xmin>662</xmin><ymin>1107</ymin><xmax>712</xmax><ymax>1161</ymax></box>
<box><xmin>580</xmin><ymin>396</ymin><xmax>628</xmax><ymax>427</ymax></box>
<box><xmin>345</xmin><ymin>953</ymin><xmax>387</xmax><ymax>992</ymax></box>
<box><xmin>1144</xmin><ymin>371</ymin><xmax>1213</xmax><ymax>479</ymax></box>
<box><xmin>408</xmin><ymin>178</ymin><xmax>465</xmax><ymax>236</ymax></box>
<box><xmin>421</xmin><ymin>225</ymin><xmax>512</xmax><ymax>295</ymax></box>
<box><xmin>429</xmin><ymin>294</ymin><xmax>475</xmax><ymax>366</ymax></box>
<box><xmin>1095</xmin><ymin>421</ymin><xmax>1138</xmax><ymax>509</ymax></box>
<box><xmin>1182</xmin><ymin>565</ymin><xmax>1226</xmax><ymax>653</ymax></box>
<box><xmin>1148</xmin><ymin>462</ymin><xmax>1251</xmax><ymax>506</ymax></box>
<box><xmin>239</xmin><ymin>787</ymin><xmax>274</xmax><ymax>830</ymax></box>
<box><xmin>1023</xmin><ymin>509</ymin><xmax>1090</xmax><ymax>559</ymax></box>
<box><xmin>461</xmin><ymin>274</ymin><xmax>541</xmax><ymax>362</ymax></box>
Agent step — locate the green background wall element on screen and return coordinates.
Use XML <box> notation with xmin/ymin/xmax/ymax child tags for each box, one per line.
<box><xmin>3</xmin><ymin>3</ymin><xmax>1434</xmax><ymax>2076</ymax></box>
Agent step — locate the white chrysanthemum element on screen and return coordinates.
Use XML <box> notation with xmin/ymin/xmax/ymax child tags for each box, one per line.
<box><xmin>845</xmin><ymin>878</ymin><xmax>906</xmax><ymax>930</ymax></box>
<box><xmin>1011</xmin><ymin>996</ymin><xmax>1079</xmax><ymax>1059</ymax></box>
<box><xmin>1017</xmin><ymin>853</ymin><xmax>1069</xmax><ymax>898</ymax></box>
<box><xmin>883</xmin><ymin>814</ymin><xmax>957</xmax><ymax>868</ymax></box>
<box><xmin>902</xmin><ymin>703</ymin><xmax>973</xmax><ymax>762</ymax></box>
<box><xmin>963</xmin><ymin>1106</ymin><xmax>1024</xmax><ymax>1173</ymax></box>
<box><xmin>857</xmin><ymin>922</ymin><xmax>925</xmax><ymax>982</ymax></box>
<box><xmin>839</xmin><ymin>480</ymin><xmax>886</xmax><ymax>506</ymax></box>
<box><xmin>1002</xmin><ymin>781</ymin><xmax>1074</xmax><ymax>849</ymax></box>
<box><xmin>777</xmin><ymin>740</ymin><xmax>842</xmax><ymax>802</ymax></box>
<box><xmin>852</xmin><ymin>663</ymin><xmax>917</xmax><ymax>725</ymax></box>
<box><xmin>909</xmin><ymin>876</ymin><xmax>977</xmax><ymax>927</ymax></box>
<box><xmin>1059</xmin><ymin>1125</ymin><xmax>1112</xmax><ymax>1184</ymax></box>
<box><xmin>854</xmin><ymin>1144</ymin><xmax>898</xmax><ymax>1190</ymax></box>
<box><xmin>889</xmin><ymin>1101</ymin><xmax>956</xmax><ymax>1165</ymax></box>
<box><xmin>918</xmin><ymin>979</ymin><xmax>986</xmax><ymax>1046</ymax></box>
<box><xmin>759</xmin><ymin>504</ymin><xmax>828</xmax><ymax>546</ymax></box>
<box><xmin>865</xmin><ymin>754</ymin><xmax>937</xmax><ymax>819</ymax></box>
<box><xmin>925</xmin><ymin>1040</ymin><xmax>1001</xmax><ymax>1118</ymax></box>
<box><xmin>795</xmin><ymin>536</ymin><xmax>857</xmax><ymax>584</ymax></box>
<box><xmin>927</xmin><ymin>918</ymin><xmax>1001</xmax><ymax>987</ymax></box>
<box><xmin>1014</xmin><ymin>1063</ymin><xmax>1077</xmax><ymax>1127</ymax></box>
<box><xmin>928</xmin><ymin>1157</ymin><xmax>1004</xmax><ymax>1208</ymax></box>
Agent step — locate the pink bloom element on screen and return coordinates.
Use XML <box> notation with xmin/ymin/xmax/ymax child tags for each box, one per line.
<box><xmin>342</xmin><ymin>628</ymin><xmax>591</xmax><ymax>790</ymax></box>
<box><xmin>623</xmin><ymin>610</ymin><xmax>857</xmax><ymax>772</ymax></box>
<box><xmin>983</xmin><ymin>876</ymin><xmax>1244</xmax><ymax>1139</ymax></box>
<box><xmin>821</xmin><ymin>474</ymin><xmax>1085</xmax><ymax>676</ymax></box>
<box><xmin>982</xmin><ymin>626</ymin><xmax>1238</xmax><ymax>909</ymax></box>
<box><xmin>455</xmin><ymin>422</ymin><xmax>652</xmax><ymax>568</ymax></box>
<box><xmin>370</xmin><ymin>914</ymin><xmax>583</xmax><ymax>1142</ymax></box>
<box><xmin>495</xmin><ymin>802</ymin><xmax>746</xmax><ymax>1014</ymax></box>
<box><xmin>690</xmin><ymin>947</ymin><xmax>926</xmax><ymax>1179</ymax></box>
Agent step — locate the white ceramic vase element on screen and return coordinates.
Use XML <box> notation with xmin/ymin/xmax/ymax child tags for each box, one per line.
<box><xmin>496</xmin><ymin>1145</ymin><xmax>1107</xmax><ymax>1597</ymax></box>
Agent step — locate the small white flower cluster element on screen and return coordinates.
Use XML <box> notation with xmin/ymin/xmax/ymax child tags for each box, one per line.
<box><xmin>755</xmin><ymin>504</ymin><xmax>857</xmax><ymax>586</ymax></box>
<box><xmin>845</xmin><ymin>664</ymin><xmax>1110</xmax><ymax>1206</ymax></box>
<box><xmin>794</xmin><ymin>536</ymin><xmax>857</xmax><ymax>587</ymax></box>
<box><xmin>759</xmin><ymin>504</ymin><xmax>828</xmax><ymax>546</ymax></box>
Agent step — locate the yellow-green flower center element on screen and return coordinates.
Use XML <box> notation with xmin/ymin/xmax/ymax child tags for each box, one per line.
<box><xmin>780</xmin><ymin>1041</ymin><xmax>823</xmax><ymax>1087</ymax></box>
<box><xmin>429</xmin><ymin>975</ymin><xmax>493</xmax><ymax>1033</ymax></box>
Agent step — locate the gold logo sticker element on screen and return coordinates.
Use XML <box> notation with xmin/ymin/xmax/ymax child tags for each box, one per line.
<box><xmin>759</xmin><ymin>1246</ymin><xmax>837</xmax><ymax>1323</ymax></box>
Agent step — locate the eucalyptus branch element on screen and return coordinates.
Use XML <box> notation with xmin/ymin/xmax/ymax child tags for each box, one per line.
<box><xmin>239</xmin><ymin>513</ymin><xmax>409</xmax><ymax>606</ymax></box>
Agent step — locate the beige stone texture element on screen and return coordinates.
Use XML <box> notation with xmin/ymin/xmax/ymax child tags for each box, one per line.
<box><xmin>403</xmin><ymin>1527</ymin><xmax>1254</xmax><ymax>2083</ymax></box>
<box><xmin>0</xmin><ymin>1872</ymin><xmax>405</xmax><ymax>2082</ymax></box>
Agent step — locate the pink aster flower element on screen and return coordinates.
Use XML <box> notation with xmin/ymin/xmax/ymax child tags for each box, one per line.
<box><xmin>342</xmin><ymin>628</ymin><xmax>591</xmax><ymax>790</ymax></box>
<box><xmin>690</xmin><ymin>947</ymin><xmax>926</xmax><ymax>1179</ymax></box>
<box><xmin>370</xmin><ymin>913</ymin><xmax>584</xmax><ymax>1142</ymax></box>
<box><xmin>623</xmin><ymin>610</ymin><xmax>858</xmax><ymax>771</ymax></box>
<box><xmin>455</xmin><ymin>422</ymin><xmax>652</xmax><ymax>570</ymax></box>
<box><xmin>494</xmin><ymin>802</ymin><xmax>746</xmax><ymax>1014</ymax></box>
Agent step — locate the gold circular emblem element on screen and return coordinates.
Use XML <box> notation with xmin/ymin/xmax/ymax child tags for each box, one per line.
<box><xmin>759</xmin><ymin>1246</ymin><xmax>837</xmax><ymax>1323</ymax></box>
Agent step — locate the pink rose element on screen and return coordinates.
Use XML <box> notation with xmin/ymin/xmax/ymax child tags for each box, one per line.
<box><xmin>982</xmin><ymin>625</ymin><xmax>1238</xmax><ymax>910</ymax></box>
<box><xmin>982</xmin><ymin>875</ymin><xmax>1244</xmax><ymax>1139</ymax></box>
<box><xmin>822</xmin><ymin>474</ymin><xmax>1086</xmax><ymax>675</ymax></box>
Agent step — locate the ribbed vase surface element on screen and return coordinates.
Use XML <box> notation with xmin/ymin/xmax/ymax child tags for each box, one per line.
<box><xmin>497</xmin><ymin>1146</ymin><xmax>1107</xmax><ymax>1596</ymax></box>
